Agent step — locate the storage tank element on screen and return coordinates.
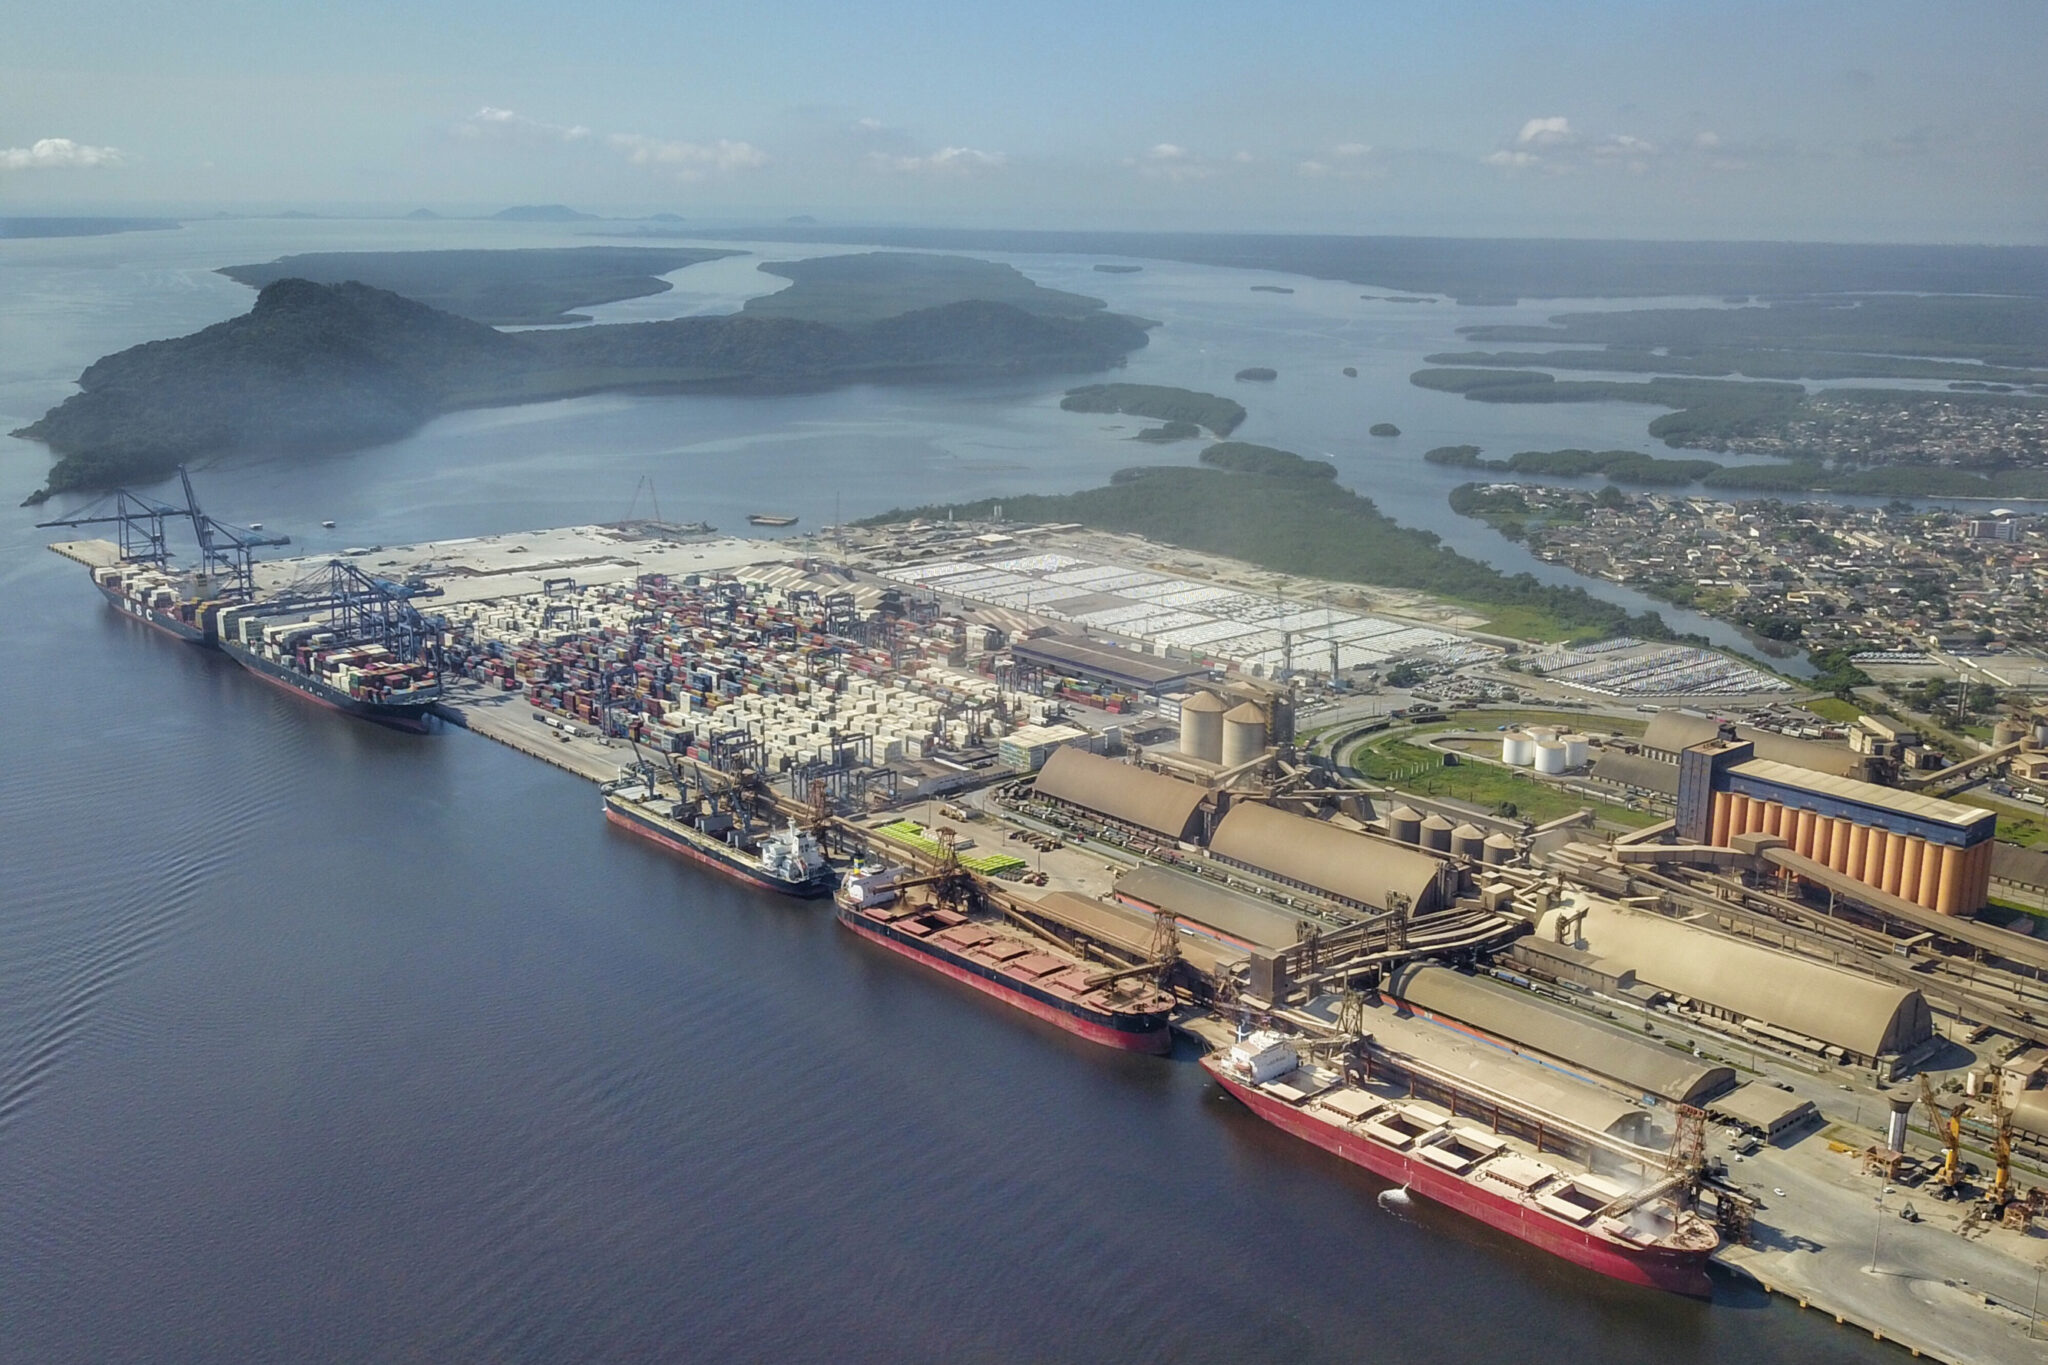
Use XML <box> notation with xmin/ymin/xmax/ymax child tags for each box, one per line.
<box><xmin>1994</xmin><ymin>721</ymin><xmax>2022</xmax><ymax>748</ymax></box>
<box><xmin>1501</xmin><ymin>731</ymin><xmax>1535</xmax><ymax>766</ymax></box>
<box><xmin>1179</xmin><ymin>690</ymin><xmax>1226</xmax><ymax>763</ymax></box>
<box><xmin>1451</xmin><ymin>822</ymin><xmax>1486</xmax><ymax>861</ymax></box>
<box><xmin>2035</xmin><ymin>721</ymin><xmax>2048</xmax><ymax>748</ymax></box>
<box><xmin>1220</xmin><ymin>701</ymin><xmax>1268</xmax><ymax>767</ymax></box>
<box><xmin>1387</xmin><ymin>804</ymin><xmax>1424</xmax><ymax>846</ymax></box>
<box><xmin>1563</xmin><ymin>734</ymin><xmax>1590</xmax><ymax>769</ymax></box>
<box><xmin>1419</xmin><ymin>813</ymin><xmax>1454</xmax><ymax>853</ymax></box>
<box><xmin>1482</xmin><ymin>831</ymin><xmax>1518</xmax><ymax>866</ymax></box>
<box><xmin>1533</xmin><ymin>739</ymin><xmax>1568</xmax><ymax>775</ymax></box>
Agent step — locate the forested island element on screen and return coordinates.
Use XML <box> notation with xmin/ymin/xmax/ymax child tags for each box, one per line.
<box><xmin>220</xmin><ymin>246</ymin><xmax>743</xmax><ymax>325</ymax></box>
<box><xmin>1370</xmin><ymin>423</ymin><xmax>1400</xmax><ymax>437</ymax></box>
<box><xmin>1058</xmin><ymin>383</ymin><xmax>1245</xmax><ymax>436</ymax></box>
<box><xmin>739</xmin><ymin>253</ymin><xmax>1114</xmax><ymax>325</ymax></box>
<box><xmin>865</xmin><ymin>455</ymin><xmax>1672</xmax><ymax>641</ymax></box>
<box><xmin>18</xmin><ymin>265</ymin><xmax>1150</xmax><ymax>503</ymax></box>
<box><xmin>1236</xmin><ymin>367</ymin><xmax>1277</xmax><ymax>382</ymax></box>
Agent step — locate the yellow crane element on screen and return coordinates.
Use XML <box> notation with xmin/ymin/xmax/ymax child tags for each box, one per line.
<box><xmin>1918</xmin><ymin>1074</ymin><xmax>1967</xmax><ymax>1194</ymax></box>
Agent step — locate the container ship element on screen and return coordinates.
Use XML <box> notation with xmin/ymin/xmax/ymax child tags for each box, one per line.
<box><xmin>604</xmin><ymin>782</ymin><xmax>833</xmax><ymax>896</ymax></box>
<box><xmin>1204</xmin><ymin>1031</ymin><xmax>1718</xmax><ymax>1296</ymax></box>
<box><xmin>87</xmin><ymin>563</ymin><xmax>225</xmax><ymax>645</ymax></box>
<box><xmin>215</xmin><ymin>607</ymin><xmax>442</xmax><ymax>731</ymax></box>
<box><xmin>835</xmin><ymin>865</ymin><xmax>1174</xmax><ymax>1053</ymax></box>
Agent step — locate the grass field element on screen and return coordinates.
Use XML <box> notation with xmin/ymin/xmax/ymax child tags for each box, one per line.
<box><xmin>1956</xmin><ymin>795</ymin><xmax>2048</xmax><ymax>848</ymax></box>
<box><xmin>1343</xmin><ymin>731</ymin><xmax>1660</xmax><ymax>828</ymax></box>
<box><xmin>1801</xmin><ymin>697</ymin><xmax>1866</xmax><ymax>724</ymax></box>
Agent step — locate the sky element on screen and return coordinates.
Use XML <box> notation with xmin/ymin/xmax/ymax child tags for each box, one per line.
<box><xmin>4</xmin><ymin>0</ymin><xmax>2045</xmax><ymax>242</ymax></box>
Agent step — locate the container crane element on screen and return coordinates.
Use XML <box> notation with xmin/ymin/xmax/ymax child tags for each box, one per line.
<box><xmin>177</xmin><ymin>466</ymin><xmax>290</xmax><ymax>597</ymax></box>
<box><xmin>34</xmin><ymin>484</ymin><xmax>193</xmax><ymax>567</ymax></box>
<box><xmin>237</xmin><ymin>559</ymin><xmax>445</xmax><ymax>667</ymax></box>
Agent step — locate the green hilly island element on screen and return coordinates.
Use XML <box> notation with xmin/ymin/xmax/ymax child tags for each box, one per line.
<box><xmin>18</xmin><ymin>262</ymin><xmax>1150</xmax><ymax>503</ymax></box>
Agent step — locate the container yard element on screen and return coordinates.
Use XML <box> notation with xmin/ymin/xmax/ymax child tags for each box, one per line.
<box><xmin>47</xmin><ymin>509</ymin><xmax>2048</xmax><ymax>1359</ymax></box>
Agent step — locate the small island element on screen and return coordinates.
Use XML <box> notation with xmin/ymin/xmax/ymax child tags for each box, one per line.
<box><xmin>1343</xmin><ymin>367</ymin><xmax>1358</xmax><ymax>377</ymax></box>
<box><xmin>1133</xmin><ymin>421</ymin><xmax>1201</xmax><ymax>443</ymax></box>
<box><xmin>1199</xmin><ymin>442</ymin><xmax>1336</xmax><ymax>479</ymax></box>
<box><xmin>1235</xmin><ymin>367</ymin><xmax>1278</xmax><ymax>382</ymax></box>
<box><xmin>492</xmin><ymin>204</ymin><xmax>598</xmax><ymax>222</ymax></box>
<box><xmin>1059</xmin><ymin>383</ymin><xmax>1245</xmax><ymax>436</ymax></box>
<box><xmin>1250</xmin><ymin>285</ymin><xmax>1295</xmax><ymax>294</ymax></box>
<box><xmin>1093</xmin><ymin>264</ymin><xmax>1143</xmax><ymax>274</ymax></box>
<box><xmin>1369</xmin><ymin>422</ymin><xmax>1400</xmax><ymax>437</ymax></box>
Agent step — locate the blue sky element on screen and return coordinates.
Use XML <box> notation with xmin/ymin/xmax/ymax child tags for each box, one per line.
<box><xmin>5</xmin><ymin>0</ymin><xmax>2044</xmax><ymax>240</ymax></box>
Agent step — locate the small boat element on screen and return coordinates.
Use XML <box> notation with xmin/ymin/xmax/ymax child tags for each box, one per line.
<box><xmin>248</xmin><ymin>522</ymin><xmax>264</xmax><ymax>530</ymax></box>
<box><xmin>748</xmin><ymin>514</ymin><xmax>799</xmax><ymax>527</ymax></box>
<box><xmin>321</xmin><ymin>520</ymin><xmax>336</xmax><ymax>529</ymax></box>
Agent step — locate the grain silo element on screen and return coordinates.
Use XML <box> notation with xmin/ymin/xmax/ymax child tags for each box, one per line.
<box><xmin>1179</xmin><ymin>690</ymin><xmax>1226</xmax><ymax>763</ymax></box>
<box><xmin>1451</xmin><ymin>822</ymin><xmax>1487</xmax><ymax>861</ymax></box>
<box><xmin>1419</xmin><ymin>812</ymin><xmax>1455</xmax><ymax>853</ymax></box>
<box><xmin>1533</xmin><ymin>739</ymin><xmax>1568</xmax><ymax>775</ymax></box>
<box><xmin>1387</xmin><ymin>804</ymin><xmax>1423</xmax><ymax>846</ymax></box>
<box><xmin>1482</xmin><ymin>831</ymin><xmax>1518</xmax><ymax>866</ymax></box>
<box><xmin>1502</xmin><ymin>731</ymin><xmax>1535</xmax><ymax>766</ymax></box>
<box><xmin>1220</xmin><ymin>702</ymin><xmax>1268</xmax><ymax>767</ymax></box>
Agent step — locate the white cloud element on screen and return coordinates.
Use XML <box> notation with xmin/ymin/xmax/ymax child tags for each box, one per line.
<box><xmin>1483</xmin><ymin>149</ymin><xmax>1539</xmax><ymax>169</ymax></box>
<box><xmin>456</xmin><ymin>106</ymin><xmax>590</xmax><ymax>143</ymax></box>
<box><xmin>609</xmin><ymin>133</ymin><xmax>767</xmax><ymax>179</ymax></box>
<box><xmin>1516</xmin><ymin>116</ymin><xmax>1573</xmax><ymax>147</ymax></box>
<box><xmin>1333</xmin><ymin>142</ymin><xmax>1372</xmax><ymax>159</ymax></box>
<box><xmin>1694</xmin><ymin>131</ymin><xmax>1722</xmax><ymax>150</ymax></box>
<box><xmin>1300</xmin><ymin>142</ymin><xmax>1379</xmax><ymax>181</ymax></box>
<box><xmin>868</xmin><ymin>145</ymin><xmax>1005</xmax><ymax>175</ymax></box>
<box><xmin>1129</xmin><ymin>143</ymin><xmax>1219</xmax><ymax>181</ymax></box>
<box><xmin>0</xmin><ymin>138</ymin><xmax>123</xmax><ymax>170</ymax></box>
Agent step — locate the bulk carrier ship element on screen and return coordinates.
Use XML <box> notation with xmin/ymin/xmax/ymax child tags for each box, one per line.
<box><xmin>604</xmin><ymin>781</ymin><xmax>833</xmax><ymax>896</ymax></box>
<box><xmin>835</xmin><ymin>865</ymin><xmax>1174</xmax><ymax>1053</ymax></box>
<box><xmin>1204</xmin><ymin>1031</ymin><xmax>1719</xmax><ymax>1296</ymax></box>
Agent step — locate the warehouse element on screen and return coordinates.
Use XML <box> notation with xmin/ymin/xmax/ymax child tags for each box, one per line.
<box><xmin>1642</xmin><ymin>711</ymin><xmax>1867</xmax><ymax>778</ymax></box>
<box><xmin>1008</xmin><ymin>635</ymin><xmax>1207</xmax><ymax>695</ymax></box>
<box><xmin>1030</xmin><ymin>747</ymin><xmax>1209</xmax><ymax>843</ymax></box>
<box><xmin>1541</xmin><ymin>901</ymin><xmax>1933</xmax><ymax>1065</ymax></box>
<box><xmin>1113</xmin><ymin>865</ymin><xmax>1310</xmax><ymax>953</ymax></box>
<box><xmin>1676</xmin><ymin>737</ymin><xmax>1998</xmax><ymax>916</ymax></box>
<box><xmin>1707</xmin><ymin>1083</ymin><xmax>1821</xmax><ymax>1141</ymax></box>
<box><xmin>1207</xmin><ymin>802</ymin><xmax>1452</xmax><ymax>916</ymax></box>
<box><xmin>1386</xmin><ymin>963</ymin><xmax>1736</xmax><ymax>1105</ymax></box>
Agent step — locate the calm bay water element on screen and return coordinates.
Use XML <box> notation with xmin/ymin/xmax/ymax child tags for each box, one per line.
<box><xmin>0</xmin><ymin>221</ymin><xmax>1892</xmax><ymax>1362</ymax></box>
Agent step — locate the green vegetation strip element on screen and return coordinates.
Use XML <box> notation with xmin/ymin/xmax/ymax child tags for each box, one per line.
<box><xmin>1059</xmin><ymin>383</ymin><xmax>1246</xmax><ymax>437</ymax></box>
<box><xmin>878</xmin><ymin>821</ymin><xmax>1026</xmax><ymax>874</ymax></box>
<box><xmin>1343</xmin><ymin>733</ymin><xmax>1660</xmax><ymax>829</ymax></box>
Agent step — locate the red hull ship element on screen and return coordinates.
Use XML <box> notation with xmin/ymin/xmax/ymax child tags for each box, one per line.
<box><xmin>1204</xmin><ymin>1033</ymin><xmax>1717</xmax><ymax>1297</ymax></box>
<box><xmin>837</xmin><ymin>867</ymin><xmax>1172</xmax><ymax>1053</ymax></box>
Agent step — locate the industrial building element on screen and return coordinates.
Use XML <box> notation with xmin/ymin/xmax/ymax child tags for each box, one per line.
<box><xmin>1113</xmin><ymin>865</ymin><xmax>1315</xmax><ymax>953</ymax></box>
<box><xmin>1640</xmin><ymin>711</ymin><xmax>1870</xmax><ymax>779</ymax></box>
<box><xmin>1207</xmin><ymin>802</ymin><xmax>1454</xmax><ymax>916</ymax></box>
<box><xmin>1386</xmin><ymin>963</ymin><xmax>1737</xmax><ymax>1106</ymax></box>
<box><xmin>1007</xmin><ymin>635</ymin><xmax>1208</xmax><ymax>695</ymax></box>
<box><xmin>1529</xmin><ymin>901</ymin><xmax>1933</xmax><ymax>1067</ymax></box>
<box><xmin>1676</xmin><ymin>737</ymin><xmax>1998</xmax><ymax>916</ymax></box>
<box><xmin>1030</xmin><ymin>746</ymin><xmax>1211</xmax><ymax>844</ymax></box>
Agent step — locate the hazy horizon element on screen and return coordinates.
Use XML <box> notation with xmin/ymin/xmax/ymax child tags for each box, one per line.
<box><xmin>6</xmin><ymin>0</ymin><xmax>2045</xmax><ymax>244</ymax></box>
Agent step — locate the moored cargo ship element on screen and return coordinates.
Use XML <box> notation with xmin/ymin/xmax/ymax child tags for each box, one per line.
<box><xmin>216</xmin><ymin>607</ymin><xmax>441</xmax><ymax>730</ymax></box>
<box><xmin>604</xmin><ymin>785</ymin><xmax>833</xmax><ymax>896</ymax></box>
<box><xmin>836</xmin><ymin>868</ymin><xmax>1174</xmax><ymax>1053</ymax></box>
<box><xmin>88</xmin><ymin>563</ymin><xmax>224</xmax><ymax>645</ymax></box>
<box><xmin>1204</xmin><ymin>1031</ymin><xmax>1718</xmax><ymax>1296</ymax></box>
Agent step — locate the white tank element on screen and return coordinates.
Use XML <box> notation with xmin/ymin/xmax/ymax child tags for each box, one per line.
<box><xmin>1220</xmin><ymin>701</ymin><xmax>1268</xmax><ymax>767</ymax></box>
<box><xmin>1563</xmin><ymin>734</ymin><xmax>1590</xmax><ymax>769</ymax></box>
<box><xmin>1179</xmin><ymin>690</ymin><xmax>1227</xmax><ymax>763</ymax></box>
<box><xmin>1419</xmin><ymin>813</ymin><xmax>1454</xmax><ymax>853</ymax></box>
<box><xmin>1501</xmin><ymin>731</ymin><xmax>1535</xmax><ymax>766</ymax></box>
<box><xmin>1533</xmin><ymin>740</ymin><xmax>1568</xmax><ymax>775</ymax></box>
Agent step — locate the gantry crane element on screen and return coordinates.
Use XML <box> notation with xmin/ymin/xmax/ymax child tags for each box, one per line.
<box><xmin>34</xmin><ymin>484</ymin><xmax>192</xmax><ymax>567</ymax></box>
<box><xmin>1918</xmin><ymin>1074</ymin><xmax>1967</xmax><ymax>1195</ymax></box>
<box><xmin>177</xmin><ymin>466</ymin><xmax>289</xmax><ymax>596</ymax></box>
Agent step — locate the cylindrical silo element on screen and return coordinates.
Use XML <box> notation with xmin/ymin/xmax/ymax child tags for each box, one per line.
<box><xmin>1995</xmin><ymin>721</ymin><xmax>2022</xmax><ymax>748</ymax></box>
<box><xmin>1502</xmin><ymin>731</ymin><xmax>1535</xmax><ymax>766</ymax></box>
<box><xmin>1388</xmin><ymin>805</ymin><xmax>1423</xmax><ymax>846</ymax></box>
<box><xmin>1220</xmin><ymin>701</ymin><xmax>1267</xmax><ymax>767</ymax></box>
<box><xmin>1451</xmin><ymin>822</ymin><xmax>1487</xmax><ymax>861</ymax></box>
<box><xmin>1179</xmin><ymin>690</ymin><xmax>1226</xmax><ymax>763</ymax></box>
<box><xmin>1710</xmin><ymin>791</ymin><xmax>1732</xmax><ymax>846</ymax></box>
<box><xmin>1886</xmin><ymin>1095</ymin><xmax>1913</xmax><ymax>1152</ymax></box>
<box><xmin>1562</xmin><ymin>734</ymin><xmax>1590</xmax><ymax>769</ymax></box>
<box><xmin>1482</xmin><ymin>832</ymin><xmax>1517</xmax><ymax>866</ymax></box>
<box><xmin>2034</xmin><ymin>722</ymin><xmax>2048</xmax><ymax>748</ymax></box>
<box><xmin>1533</xmin><ymin>740</ymin><xmax>1567</xmax><ymax>775</ymax></box>
<box><xmin>1419</xmin><ymin>813</ymin><xmax>1454</xmax><ymax>853</ymax></box>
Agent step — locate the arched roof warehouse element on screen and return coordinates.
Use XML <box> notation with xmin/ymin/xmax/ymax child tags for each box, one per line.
<box><xmin>1032</xmin><ymin>748</ymin><xmax>1208</xmax><ymax>843</ymax></box>
<box><xmin>1386</xmin><ymin>963</ymin><xmax>1736</xmax><ymax>1105</ymax></box>
<box><xmin>1207</xmin><ymin>802</ymin><xmax>1446</xmax><ymax>915</ymax></box>
<box><xmin>1549</xmin><ymin>903</ymin><xmax>1931</xmax><ymax>1060</ymax></box>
